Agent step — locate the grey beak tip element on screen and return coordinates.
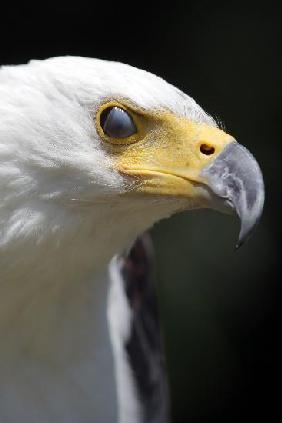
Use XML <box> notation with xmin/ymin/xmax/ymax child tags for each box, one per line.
<box><xmin>235</xmin><ymin>229</ymin><xmax>247</xmax><ymax>250</ymax></box>
<box><xmin>236</xmin><ymin>212</ymin><xmax>262</xmax><ymax>250</ymax></box>
<box><xmin>235</xmin><ymin>233</ymin><xmax>247</xmax><ymax>250</ymax></box>
<box><xmin>235</xmin><ymin>241</ymin><xmax>242</xmax><ymax>251</ymax></box>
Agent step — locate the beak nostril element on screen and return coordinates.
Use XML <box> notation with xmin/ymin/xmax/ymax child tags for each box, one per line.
<box><xmin>200</xmin><ymin>144</ymin><xmax>215</xmax><ymax>155</ymax></box>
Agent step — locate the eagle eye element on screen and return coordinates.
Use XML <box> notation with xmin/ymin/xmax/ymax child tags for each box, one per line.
<box><xmin>100</xmin><ymin>106</ymin><xmax>137</xmax><ymax>138</ymax></box>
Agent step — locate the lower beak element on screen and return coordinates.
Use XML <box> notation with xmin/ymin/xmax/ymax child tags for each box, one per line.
<box><xmin>201</xmin><ymin>141</ymin><xmax>265</xmax><ymax>248</ymax></box>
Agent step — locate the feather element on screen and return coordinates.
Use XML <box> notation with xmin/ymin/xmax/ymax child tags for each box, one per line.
<box><xmin>108</xmin><ymin>233</ymin><xmax>170</xmax><ymax>423</ymax></box>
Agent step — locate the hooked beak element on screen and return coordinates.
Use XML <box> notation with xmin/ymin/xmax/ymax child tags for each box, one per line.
<box><xmin>112</xmin><ymin>106</ymin><xmax>264</xmax><ymax>248</ymax></box>
<box><xmin>201</xmin><ymin>141</ymin><xmax>265</xmax><ymax>248</ymax></box>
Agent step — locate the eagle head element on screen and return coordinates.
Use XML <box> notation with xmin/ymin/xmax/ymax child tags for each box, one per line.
<box><xmin>0</xmin><ymin>56</ymin><xmax>264</xmax><ymax>261</ymax></box>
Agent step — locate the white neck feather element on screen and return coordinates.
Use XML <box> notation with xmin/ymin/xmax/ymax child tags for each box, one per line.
<box><xmin>0</xmin><ymin>196</ymin><xmax>182</xmax><ymax>422</ymax></box>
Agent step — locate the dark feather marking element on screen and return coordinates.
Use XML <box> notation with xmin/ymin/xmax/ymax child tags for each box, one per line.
<box><xmin>119</xmin><ymin>233</ymin><xmax>171</xmax><ymax>423</ymax></box>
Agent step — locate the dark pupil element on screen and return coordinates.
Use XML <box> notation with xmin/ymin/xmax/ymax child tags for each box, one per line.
<box><xmin>100</xmin><ymin>107</ymin><xmax>137</xmax><ymax>138</ymax></box>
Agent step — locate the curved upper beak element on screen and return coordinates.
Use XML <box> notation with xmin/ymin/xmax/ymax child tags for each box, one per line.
<box><xmin>201</xmin><ymin>141</ymin><xmax>265</xmax><ymax>248</ymax></box>
<box><xmin>115</xmin><ymin>109</ymin><xmax>264</xmax><ymax>248</ymax></box>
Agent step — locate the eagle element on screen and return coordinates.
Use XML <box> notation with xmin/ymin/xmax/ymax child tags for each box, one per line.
<box><xmin>0</xmin><ymin>57</ymin><xmax>264</xmax><ymax>423</ymax></box>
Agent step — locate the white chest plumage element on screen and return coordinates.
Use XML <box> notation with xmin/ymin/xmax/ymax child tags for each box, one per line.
<box><xmin>0</xmin><ymin>252</ymin><xmax>117</xmax><ymax>422</ymax></box>
<box><xmin>0</xmin><ymin>198</ymin><xmax>177</xmax><ymax>423</ymax></box>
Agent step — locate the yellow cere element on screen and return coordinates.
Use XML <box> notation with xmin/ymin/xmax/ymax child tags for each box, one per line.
<box><xmin>96</xmin><ymin>100</ymin><xmax>234</xmax><ymax>201</ymax></box>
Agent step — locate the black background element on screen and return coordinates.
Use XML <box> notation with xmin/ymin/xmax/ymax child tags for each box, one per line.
<box><xmin>1</xmin><ymin>2</ymin><xmax>281</xmax><ymax>422</ymax></box>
